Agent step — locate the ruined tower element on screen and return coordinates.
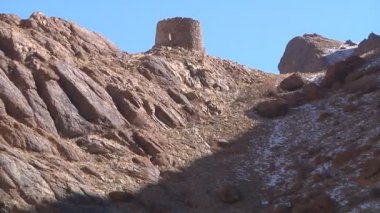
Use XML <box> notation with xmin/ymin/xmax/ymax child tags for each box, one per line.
<box><xmin>154</xmin><ymin>17</ymin><xmax>204</xmax><ymax>52</ymax></box>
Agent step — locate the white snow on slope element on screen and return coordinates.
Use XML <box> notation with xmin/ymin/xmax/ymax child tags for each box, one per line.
<box><xmin>305</xmin><ymin>72</ymin><xmax>325</xmax><ymax>86</ymax></box>
<box><xmin>323</xmin><ymin>44</ymin><xmax>357</xmax><ymax>65</ymax></box>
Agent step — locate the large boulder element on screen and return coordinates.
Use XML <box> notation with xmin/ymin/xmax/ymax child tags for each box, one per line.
<box><xmin>278</xmin><ymin>34</ymin><xmax>356</xmax><ymax>73</ymax></box>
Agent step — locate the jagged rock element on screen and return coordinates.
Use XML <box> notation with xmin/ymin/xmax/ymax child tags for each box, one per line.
<box><xmin>196</xmin><ymin>69</ymin><xmax>216</xmax><ymax>88</ymax></box>
<box><xmin>37</xmin><ymin>77</ymin><xmax>89</xmax><ymax>137</ymax></box>
<box><xmin>70</xmin><ymin>22</ymin><xmax>119</xmax><ymax>54</ymax></box>
<box><xmin>278</xmin><ymin>34</ymin><xmax>355</xmax><ymax>73</ymax></box>
<box><xmin>106</xmin><ymin>85</ymin><xmax>148</xmax><ymax>127</ymax></box>
<box><xmin>154</xmin><ymin>105</ymin><xmax>184</xmax><ymax>128</ymax></box>
<box><xmin>52</xmin><ymin>62</ymin><xmax>126</xmax><ymax>127</ymax></box>
<box><xmin>354</xmin><ymin>33</ymin><xmax>380</xmax><ymax>58</ymax></box>
<box><xmin>0</xmin><ymin>120</ymin><xmax>57</xmax><ymax>153</ymax></box>
<box><xmin>0</xmin><ymin>153</ymin><xmax>56</xmax><ymax>205</ymax></box>
<box><xmin>279</xmin><ymin>73</ymin><xmax>305</xmax><ymax>91</ymax></box>
<box><xmin>0</xmin><ymin>68</ymin><xmax>35</xmax><ymax>127</ymax></box>
<box><xmin>184</xmin><ymin>91</ymin><xmax>200</xmax><ymax>101</ymax></box>
<box><xmin>140</xmin><ymin>56</ymin><xmax>179</xmax><ymax>85</ymax></box>
<box><xmin>132</xmin><ymin>131</ymin><xmax>164</xmax><ymax>156</ymax></box>
<box><xmin>75</xmin><ymin>136</ymin><xmax>126</xmax><ymax>155</ymax></box>
<box><xmin>167</xmin><ymin>88</ymin><xmax>191</xmax><ymax>106</ymax></box>
<box><xmin>76</xmin><ymin>137</ymin><xmax>110</xmax><ymax>155</ymax></box>
<box><xmin>0</xmin><ymin>14</ymin><xmax>20</xmax><ymax>25</ymax></box>
<box><xmin>9</xmin><ymin>62</ymin><xmax>58</xmax><ymax>134</ymax></box>
<box><xmin>80</xmin><ymin>166</ymin><xmax>104</xmax><ymax>180</ymax></box>
<box><xmin>0</xmin><ymin>169</ymin><xmax>16</xmax><ymax>192</ymax></box>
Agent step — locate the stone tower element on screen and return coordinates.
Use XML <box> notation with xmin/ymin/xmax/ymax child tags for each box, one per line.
<box><xmin>154</xmin><ymin>17</ymin><xmax>204</xmax><ymax>52</ymax></box>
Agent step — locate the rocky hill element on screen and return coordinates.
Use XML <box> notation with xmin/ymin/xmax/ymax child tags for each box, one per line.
<box><xmin>0</xmin><ymin>12</ymin><xmax>379</xmax><ymax>213</ymax></box>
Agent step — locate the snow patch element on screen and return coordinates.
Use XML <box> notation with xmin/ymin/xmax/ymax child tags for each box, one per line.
<box><xmin>322</xmin><ymin>44</ymin><xmax>357</xmax><ymax>65</ymax></box>
<box><xmin>327</xmin><ymin>185</ymin><xmax>350</xmax><ymax>206</ymax></box>
<box><xmin>324</xmin><ymin>48</ymin><xmax>356</xmax><ymax>65</ymax></box>
<box><xmin>305</xmin><ymin>72</ymin><xmax>325</xmax><ymax>86</ymax></box>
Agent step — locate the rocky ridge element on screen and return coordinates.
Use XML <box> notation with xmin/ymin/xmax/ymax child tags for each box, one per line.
<box><xmin>0</xmin><ymin>12</ymin><xmax>379</xmax><ymax>213</ymax></box>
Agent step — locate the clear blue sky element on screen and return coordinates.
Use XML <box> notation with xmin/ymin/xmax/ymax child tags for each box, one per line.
<box><xmin>2</xmin><ymin>1</ymin><xmax>379</xmax><ymax>73</ymax></box>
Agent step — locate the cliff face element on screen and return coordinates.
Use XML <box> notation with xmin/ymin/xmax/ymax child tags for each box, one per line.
<box><xmin>0</xmin><ymin>13</ymin><xmax>379</xmax><ymax>213</ymax></box>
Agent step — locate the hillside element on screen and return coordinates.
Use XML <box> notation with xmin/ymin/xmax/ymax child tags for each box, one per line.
<box><xmin>0</xmin><ymin>13</ymin><xmax>379</xmax><ymax>213</ymax></box>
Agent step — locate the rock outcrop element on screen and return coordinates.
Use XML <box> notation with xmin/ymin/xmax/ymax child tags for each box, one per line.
<box><xmin>278</xmin><ymin>33</ymin><xmax>357</xmax><ymax>73</ymax></box>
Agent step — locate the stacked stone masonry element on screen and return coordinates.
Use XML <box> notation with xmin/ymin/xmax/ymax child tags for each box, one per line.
<box><xmin>155</xmin><ymin>17</ymin><xmax>204</xmax><ymax>52</ymax></box>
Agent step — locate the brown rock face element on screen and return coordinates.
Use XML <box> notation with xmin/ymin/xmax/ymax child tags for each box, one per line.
<box><xmin>278</xmin><ymin>34</ymin><xmax>356</xmax><ymax>73</ymax></box>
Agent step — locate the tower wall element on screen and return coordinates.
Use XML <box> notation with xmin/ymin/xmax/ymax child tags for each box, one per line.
<box><xmin>155</xmin><ymin>17</ymin><xmax>203</xmax><ymax>51</ymax></box>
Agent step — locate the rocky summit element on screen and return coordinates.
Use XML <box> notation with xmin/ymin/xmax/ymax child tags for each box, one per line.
<box><xmin>0</xmin><ymin>12</ymin><xmax>379</xmax><ymax>213</ymax></box>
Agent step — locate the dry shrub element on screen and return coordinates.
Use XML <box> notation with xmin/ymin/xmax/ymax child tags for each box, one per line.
<box><xmin>255</xmin><ymin>98</ymin><xmax>288</xmax><ymax>118</ymax></box>
<box><xmin>257</xmin><ymin>75</ymin><xmax>280</xmax><ymax>98</ymax></box>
